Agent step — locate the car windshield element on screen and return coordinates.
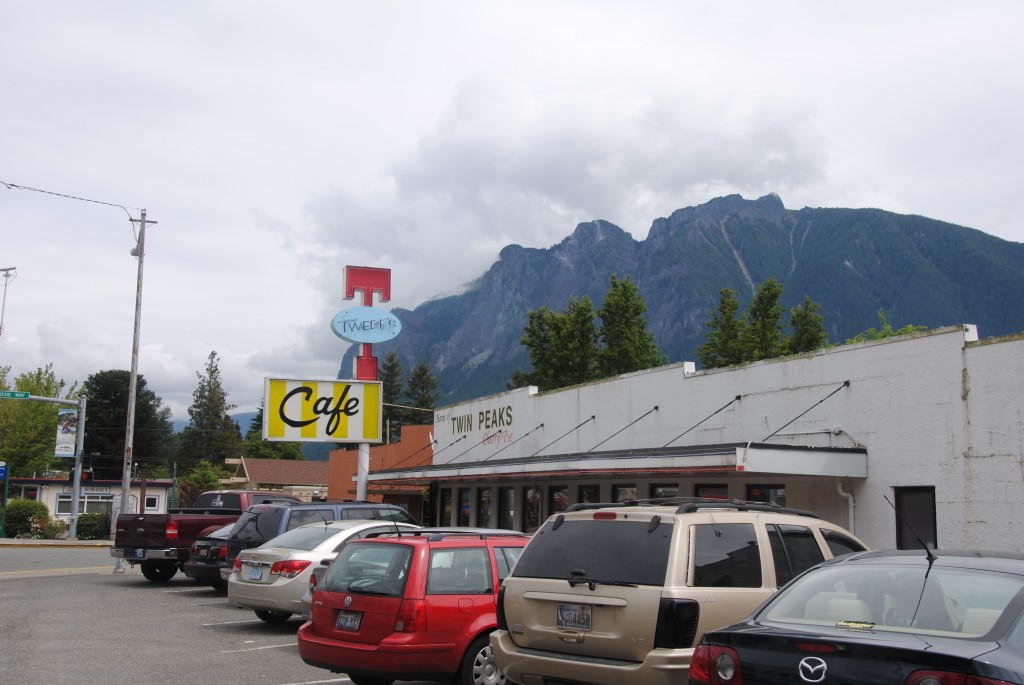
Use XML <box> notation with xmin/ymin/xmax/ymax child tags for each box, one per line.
<box><xmin>260</xmin><ymin>522</ymin><xmax>363</xmax><ymax>551</ymax></box>
<box><xmin>761</xmin><ymin>563</ymin><xmax>1024</xmax><ymax>637</ymax></box>
<box><xmin>320</xmin><ymin>542</ymin><xmax>412</xmax><ymax>597</ymax></box>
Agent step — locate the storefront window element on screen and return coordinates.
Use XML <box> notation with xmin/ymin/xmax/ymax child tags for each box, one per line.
<box><xmin>651</xmin><ymin>483</ymin><xmax>679</xmax><ymax>499</ymax></box>
<box><xmin>747</xmin><ymin>484</ymin><xmax>785</xmax><ymax>506</ymax></box>
<box><xmin>696</xmin><ymin>484</ymin><xmax>728</xmax><ymax>500</ymax></box>
<box><xmin>578</xmin><ymin>484</ymin><xmax>600</xmax><ymax>504</ymax></box>
<box><xmin>612</xmin><ymin>484</ymin><xmax>637</xmax><ymax>503</ymax></box>
<box><xmin>523</xmin><ymin>486</ymin><xmax>542</xmax><ymax>534</ymax></box>
<box><xmin>439</xmin><ymin>488</ymin><xmax>453</xmax><ymax>527</ymax></box>
<box><xmin>549</xmin><ymin>485</ymin><xmax>569</xmax><ymax>514</ymax></box>
<box><xmin>477</xmin><ymin>488</ymin><xmax>493</xmax><ymax>528</ymax></box>
<box><xmin>458</xmin><ymin>487</ymin><xmax>472</xmax><ymax>527</ymax></box>
<box><xmin>56</xmin><ymin>494</ymin><xmax>114</xmax><ymax>515</ymax></box>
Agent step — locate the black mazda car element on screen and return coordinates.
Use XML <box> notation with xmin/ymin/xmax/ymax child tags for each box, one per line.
<box><xmin>691</xmin><ymin>549</ymin><xmax>1024</xmax><ymax>685</ymax></box>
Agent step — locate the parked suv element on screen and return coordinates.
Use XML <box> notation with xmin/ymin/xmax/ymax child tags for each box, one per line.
<box><xmin>491</xmin><ymin>499</ymin><xmax>867</xmax><ymax>685</ymax></box>
<box><xmin>222</xmin><ymin>502</ymin><xmax>418</xmax><ymax>581</ymax></box>
<box><xmin>297</xmin><ymin>528</ymin><xmax>530</xmax><ymax>685</ymax></box>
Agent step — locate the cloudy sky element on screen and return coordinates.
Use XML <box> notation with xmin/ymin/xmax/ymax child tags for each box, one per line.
<box><xmin>2</xmin><ymin>2</ymin><xmax>1021</xmax><ymax>422</ymax></box>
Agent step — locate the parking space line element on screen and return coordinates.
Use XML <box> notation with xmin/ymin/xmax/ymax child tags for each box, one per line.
<box><xmin>219</xmin><ymin>642</ymin><xmax>296</xmax><ymax>653</ymax></box>
<box><xmin>202</xmin><ymin>619</ymin><xmax>263</xmax><ymax>626</ymax></box>
<box><xmin>278</xmin><ymin>678</ymin><xmax>352</xmax><ymax>685</ymax></box>
<box><xmin>163</xmin><ymin>587</ymin><xmax>211</xmax><ymax>593</ymax></box>
<box><xmin>188</xmin><ymin>599</ymin><xmax>230</xmax><ymax>605</ymax></box>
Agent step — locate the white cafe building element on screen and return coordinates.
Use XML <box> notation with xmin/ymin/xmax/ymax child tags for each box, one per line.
<box><xmin>368</xmin><ymin>324</ymin><xmax>1024</xmax><ymax>552</ymax></box>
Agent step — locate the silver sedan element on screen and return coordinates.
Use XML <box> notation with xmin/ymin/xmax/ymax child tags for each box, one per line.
<box><xmin>227</xmin><ymin>519</ymin><xmax>418</xmax><ymax>623</ymax></box>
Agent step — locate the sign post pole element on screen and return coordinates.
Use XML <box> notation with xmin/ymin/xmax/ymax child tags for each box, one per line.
<box><xmin>0</xmin><ymin>462</ymin><xmax>7</xmax><ymax>539</ymax></box>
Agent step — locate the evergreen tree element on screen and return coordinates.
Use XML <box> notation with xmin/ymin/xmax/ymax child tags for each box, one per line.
<box><xmin>846</xmin><ymin>309</ymin><xmax>927</xmax><ymax>343</ymax></box>
<box><xmin>516</xmin><ymin>297</ymin><xmax>600</xmax><ymax>391</ymax></box>
<box><xmin>0</xmin><ymin>364</ymin><xmax>79</xmax><ymax>477</ymax></box>
<box><xmin>786</xmin><ymin>296</ymin><xmax>829</xmax><ymax>354</ymax></box>
<box><xmin>242</xmin><ymin>403</ymin><xmax>304</xmax><ymax>459</ymax></box>
<box><xmin>404</xmin><ymin>360</ymin><xmax>440</xmax><ymax>425</ymax></box>
<box><xmin>697</xmin><ymin>289</ymin><xmax>747</xmax><ymax>368</ymax></box>
<box><xmin>178</xmin><ymin>351</ymin><xmax>243</xmax><ymax>465</ymax></box>
<box><xmin>597</xmin><ymin>274</ymin><xmax>665</xmax><ymax>376</ymax></box>
<box><xmin>81</xmin><ymin>369</ymin><xmax>173</xmax><ymax>479</ymax></box>
<box><xmin>379</xmin><ymin>350</ymin><xmax>407</xmax><ymax>442</ymax></box>
<box><xmin>743</xmin><ymin>277</ymin><xmax>785</xmax><ymax>361</ymax></box>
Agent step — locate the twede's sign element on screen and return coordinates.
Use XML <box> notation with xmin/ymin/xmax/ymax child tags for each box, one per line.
<box><xmin>263</xmin><ymin>377</ymin><xmax>382</xmax><ymax>443</ymax></box>
<box><xmin>330</xmin><ymin>305</ymin><xmax>401</xmax><ymax>344</ymax></box>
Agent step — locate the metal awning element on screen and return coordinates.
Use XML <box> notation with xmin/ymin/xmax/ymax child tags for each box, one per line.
<box><xmin>366</xmin><ymin>442</ymin><xmax>867</xmax><ymax>486</ymax></box>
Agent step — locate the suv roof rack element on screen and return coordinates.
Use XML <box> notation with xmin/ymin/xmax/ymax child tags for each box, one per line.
<box><xmin>564</xmin><ymin>497</ymin><xmax>821</xmax><ymax>519</ymax></box>
<box><xmin>390</xmin><ymin>527</ymin><xmax>531</xmax><ymax>542</ymax></box>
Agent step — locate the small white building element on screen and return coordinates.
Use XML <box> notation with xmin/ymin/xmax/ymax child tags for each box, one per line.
<box><xmin>369</xmin><ymin>324</ymin><xmax>1024</xmax><ymax>552</ymax></box>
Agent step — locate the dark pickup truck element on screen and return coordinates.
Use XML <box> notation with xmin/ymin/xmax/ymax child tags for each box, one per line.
<box><xmin>111</xmin><ymin>490</ymin><xmax>301</xmax><ymax>582</ymax></box>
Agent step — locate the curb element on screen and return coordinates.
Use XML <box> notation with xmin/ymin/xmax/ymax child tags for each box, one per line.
<box><xmin>0</xmin><ymin>539</ymin><xmax>113</xmax><ymax>548</ymax></box>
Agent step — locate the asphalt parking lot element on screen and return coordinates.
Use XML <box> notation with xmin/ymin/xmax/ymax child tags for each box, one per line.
<box><xmin>0</xmin><ymin>545</ymin><xmax>430</xmax><ymax>685</ymax></box>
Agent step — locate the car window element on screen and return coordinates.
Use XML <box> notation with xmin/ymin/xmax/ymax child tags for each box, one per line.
<box><xmin>512</xmin><ymin>518</ymin><xmax>672</xmax><ymax>586</ymax></box>
<box><xmin>495</xmin><ymin>546</ymin><xmax>524</xmax><ymax>580</ymax></box>
<box><xmin>288</xmin><ymin>508</ymin><xmax>336</xmax><ymax>529</ymax></box>
<box><xmin>820</xmin><ymin>529</ymin><xmax>867</xmax><ymax>557</ymax></box>
<box><xmin>767</xmin><ymin>524</ymin><xmax>825</xmax><ymax>586</ymax></box>
<box><xmin>428</xmin><ymin>548</ymin><xmax>492</xmax><ymax>594</ymax></box>
<box><xmin>340</xmin><ymin>507</ymin><xmax>379</xmax><ymax>520</ymax></box>
<box><xmin>231</xmin><ymin>508</ymin><xmax>285</xmax><ymax>542</ymax></box>
<box><xmin>379</xmin><ymin>508</ymin><xmax>416</xmax><ymax>523</ymax></box>
<box><xmin>321</xmin><ymin>543</ymin><xmax>412</xmax><ymax>597</ymax></box>
<box><xmin>261</xmin><ymin>524</ymin><xmax>348</xmax><ymax>551</ymax></box>
<box><xmin>693</xmin><ymin>523</ymin><xmax>762</xmax><ymax>588</ymax></box>
<box><xmin>193</xmin><ymin>492</ymin><xmax>241</xmax><ymax>509</ymax></box>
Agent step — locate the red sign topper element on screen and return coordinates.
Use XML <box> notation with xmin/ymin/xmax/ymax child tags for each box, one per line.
<box><xmin>344</xmin><ymin>266</ymin><xmax>392</xmax><ymax>381</ymax></box>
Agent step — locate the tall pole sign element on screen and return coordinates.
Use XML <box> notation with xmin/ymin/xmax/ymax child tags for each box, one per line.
<box><xmin>330</xmin><ymin>266</ymin><xmax>399</xmax><ymax>501</ymax></box>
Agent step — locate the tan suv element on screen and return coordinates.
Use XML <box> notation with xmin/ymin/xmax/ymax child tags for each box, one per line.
<box><xmin>491</xmin><ymin>499</ymin><xmax>867</xmax><ymax>685</ymax></box>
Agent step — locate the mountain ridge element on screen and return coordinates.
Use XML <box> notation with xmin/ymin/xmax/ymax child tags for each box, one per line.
<box><xmin>343</xmin><ymin>194</ymin><xmax>1024</xmax><ymax>405</ymax></box>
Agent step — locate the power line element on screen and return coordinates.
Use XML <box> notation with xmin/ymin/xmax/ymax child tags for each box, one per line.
<box><xmin>2</xmin><ymin>181</ymin><xmax>139</xmax><ymax>219</ymax></box>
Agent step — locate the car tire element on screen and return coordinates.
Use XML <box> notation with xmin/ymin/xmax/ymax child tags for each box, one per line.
<box><xmin>460</xmin><ymin>635</ymin><xmax>506</xmax><ymax>685</ymax></box>
<box><xmin>212</xmin><ymin>578</ymin><xmax>228</xmax><ymax>592</ymax></box>
<box><xmin>254</xmin><ymin>609</ymin><xmax>292</xmax><ymax>624</ymax></box>
<box><xmin>140</xmin><ymin>563</ymin><xmax>178</xmax><ymax>582</ymax></box>
<box><xmin>348</xmin><ymin>677</ymin><xmax>394</xmax><ymax>685</ymax></box>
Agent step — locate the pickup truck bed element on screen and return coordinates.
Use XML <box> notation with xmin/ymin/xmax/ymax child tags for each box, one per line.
<box><xmin>111</xmin><ymin>490</ymin><xmax>301</xmax><ymax>582</ymax></box>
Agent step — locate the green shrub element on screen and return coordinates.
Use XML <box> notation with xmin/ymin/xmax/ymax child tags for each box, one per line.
<box><xmin>4</xmin><ymin>499</ymin><xmax>52</xmax><ymax>538</ymax></box>
<box><xmin>75</xmin><ymin>513</ymin><xmax>111</xmax><ymax>540</ymax></box>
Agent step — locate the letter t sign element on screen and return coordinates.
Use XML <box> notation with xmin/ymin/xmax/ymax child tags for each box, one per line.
<box><xmin>344</xmin><ymin>266</ymin><xmax>392</xmax><ymax>381</ymax></box>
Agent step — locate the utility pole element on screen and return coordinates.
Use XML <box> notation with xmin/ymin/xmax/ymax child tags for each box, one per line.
<box><xmin>0</xmin><ymin>266</ymin><xmax>16</xmax><ymax>337</ymax></box>
<box><xmin>114</xmin><ymin>209</ymin><xmax>156</xmax><ymax>572</ymax></box>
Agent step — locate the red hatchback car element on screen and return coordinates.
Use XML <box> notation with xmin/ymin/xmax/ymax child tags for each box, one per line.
<box><xmin>297</xmin><ymin>528</ymin><xmax>530</xmax><ymax>685</ymax></box>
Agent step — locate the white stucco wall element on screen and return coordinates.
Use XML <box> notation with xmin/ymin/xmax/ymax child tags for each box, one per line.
<box><xmin>425</xmin><ymin>325</ymin><xmax>1024</xmax><ymax>552</ymax></box>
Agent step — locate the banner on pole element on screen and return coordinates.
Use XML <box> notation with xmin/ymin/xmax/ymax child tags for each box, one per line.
<box><xmin>55</xmin><ymin>408</ymin><xmax>77</xmax><ymax>458</ymax></box>
<box><xmin>263</xmin><ymin>377</ymin><xmax>382</xmax><ymax>443</ymax></box>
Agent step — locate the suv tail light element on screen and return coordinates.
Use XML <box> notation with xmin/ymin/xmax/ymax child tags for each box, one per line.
<box><xmin>270</xmin><ymin>559</ymin><xmax>312</xmax><ymax>578</ymax></box>
<box><xmin>394</xmin><ymin>599</ymin><xmax>426</xmax><ymax>633</ymax></box>
<box><xmin>166</xmin><ymin>521</ymin><xmax>179</xmax><ymax>540</ymax></box>
<box><xmin>653</xmin><ymin>598</ymin><xmax>700</xmax><ymax>648</ymax></box>
<box><xmin>496</xmin><ymin>585</ymin><xmax>508</xmax><ymax>630</ymax></box>
<box><xmin>690</xmin><ymin>644</ymin><xmax>742</xmax><ymax>685</ymax></box>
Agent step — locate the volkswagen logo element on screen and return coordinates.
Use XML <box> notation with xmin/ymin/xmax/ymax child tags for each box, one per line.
<box><xmin>798</xmin><ymin>656</ymin><xmax>827</xmax><ymax>683</ymax></box>
<box><xmin>343</xmin><ymin>595</ymin><xmax>353</xmax><ymax>608</ymax></box>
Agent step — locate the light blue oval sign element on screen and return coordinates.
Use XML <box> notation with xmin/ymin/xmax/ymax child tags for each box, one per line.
<box><xmin>331</xmin><ymin>306</ymin><xmax>402</xmax><ymax>344</ymax></box>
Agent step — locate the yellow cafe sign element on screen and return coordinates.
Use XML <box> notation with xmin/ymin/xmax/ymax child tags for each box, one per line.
<box><xmin>263</xmin><ymin>377</ymin><xmax>382</xmax><ymax>443</ymax></box>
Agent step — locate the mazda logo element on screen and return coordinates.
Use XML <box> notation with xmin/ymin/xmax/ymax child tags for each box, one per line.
<box><xmin>798</xmin><ymin>656</ymin><xmax>827</xmax><ymax>683</ymax></box>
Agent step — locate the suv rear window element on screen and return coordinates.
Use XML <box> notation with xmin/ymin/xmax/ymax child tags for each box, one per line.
<box><xmin>512</xmin><ymin>518</ymin><xmax>673</xmax><ymax>586</ymax></box>
<box><xmin>232</xmin><ymin>508</ymin><xmax>287</xmax><ymax>542</ymax></box>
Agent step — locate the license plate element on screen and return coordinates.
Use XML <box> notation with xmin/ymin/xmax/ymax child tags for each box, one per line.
<box><xmin>197</xmin><ymin>548</ymin><xmax>209</xmax><ymax>558</ymax></box>
<box><xmin>336</xmin><ymin>610</ymin><xmax>362</xmax><ymax>631</ymax></box>
<box><xmin>133</xmin><ymin>548</ymin><xmax>145</xmax><ymax>559</ymax></box>
<box><xmin>556</xmin><ymin>603</ymin><xmax>592</xmax><ymax>631</ymax></box>
<box><xmin>247</xmin><ymin>566</ymin><xmax>263</xmax><ymax>580</ymax></box>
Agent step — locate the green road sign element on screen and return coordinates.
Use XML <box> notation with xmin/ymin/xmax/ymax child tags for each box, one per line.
<box><xmin>0</xmin><ymin>391</ymin><xmax>30</xmax><ymax>399</ymax></box>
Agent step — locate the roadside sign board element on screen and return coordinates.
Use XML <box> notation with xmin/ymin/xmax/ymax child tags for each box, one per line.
<box><xmin>0</xmin><ymin>462</ymin><xmax>7</xmax><ymax>480</ymax></box>
<box><xmin>263</xmin><ymin>377</ymin><xmax>382</xmax><ymax>443</ymax></box>
<box><xmin>0</xmin><ymin>391</ymin><xmax>30</xmax><ymax>399</ymax></box>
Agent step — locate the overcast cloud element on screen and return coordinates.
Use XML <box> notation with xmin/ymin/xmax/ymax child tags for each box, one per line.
<box><xmin>2</xmin><ymin>2</ymin><xmax>1021</xmax><ymax>421</ymax></box>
